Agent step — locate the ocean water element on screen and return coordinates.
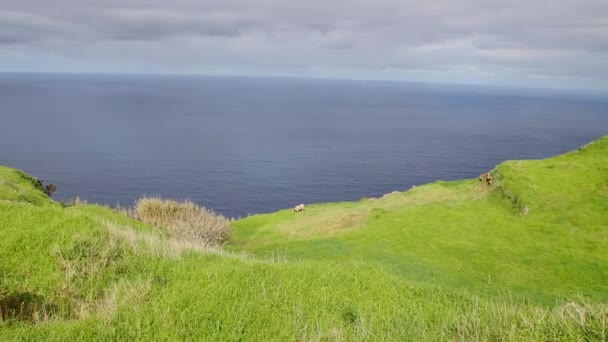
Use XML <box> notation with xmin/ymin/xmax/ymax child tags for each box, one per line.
<box><xmin>1</xmin><ymin>74</ymin><xmax>607</xmax><ymax>217</ymax></box>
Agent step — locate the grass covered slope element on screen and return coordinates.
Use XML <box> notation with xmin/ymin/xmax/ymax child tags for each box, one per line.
<box><xmin>1</xmin><ymin>137</ymin><xmax>607</xmax><ymax>340</ymax></box>
<box><xmin>0</xmin><ymin>167</ymin><xmax>57</xmax><ymax>207</ymax></box>
<box><xmin>233</xmin><ymin>136</ymin><xmax>608</xmax><ymax>301</ymax></box>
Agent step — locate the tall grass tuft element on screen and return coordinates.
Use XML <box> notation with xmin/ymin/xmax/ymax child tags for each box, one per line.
<box><xmin>129</xmin><ymin>196</ymin><xmax>231</xmax><ymax>246</ymax></box>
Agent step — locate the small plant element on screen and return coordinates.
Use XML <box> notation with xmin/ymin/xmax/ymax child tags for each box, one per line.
<box><xmin>129</xmin><ymin>197</ymin><xmax>231</xmax><ymax>246</ymax></box>
<box><xmin>341</xmin><ymin>305</ymin><xmax>359</xmax><ymax>324</ymax></box>
<box><xmin>45</xmin><ymin>184</ymin><xmax>56</xmax><ymax>197</ymax></box>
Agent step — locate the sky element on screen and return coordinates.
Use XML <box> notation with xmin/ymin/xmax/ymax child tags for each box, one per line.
<box><xmin>1</xmin><ymin>0</ymin><xmax>608</xmax><ymax>91</ymax></box>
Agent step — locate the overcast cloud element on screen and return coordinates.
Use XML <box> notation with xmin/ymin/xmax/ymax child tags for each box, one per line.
<box><xmin>1</xmin><ymin>0</ymin><xmax>607</xmax><ymax>89</ymax></box>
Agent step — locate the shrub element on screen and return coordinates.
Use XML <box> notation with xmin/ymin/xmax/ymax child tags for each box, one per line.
<box><xmin>45</xmin><ymin>184</ymin><xmax>56</xmax><ymax>197</ymax></box>
<box><xmin>34</xmin><ymin>179</ymin><xmax>57</xmax><ymax>197</ymax></box>
<box><xmin>130</xmin><ymin>197</ymin><xmax>231</xmax><ymax>246</ymax></box>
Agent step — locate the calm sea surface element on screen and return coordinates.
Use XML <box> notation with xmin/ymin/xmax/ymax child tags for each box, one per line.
<box><xmin>1</xmin><ymin>74</ymin><xmax>607</xmax><ymax>217</ymax></box>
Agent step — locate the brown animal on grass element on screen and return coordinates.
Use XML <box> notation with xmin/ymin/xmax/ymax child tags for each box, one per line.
<box><xmin>479</xmin><ymin>173</ymin><xmax>493</xmax><ymax>186</ymax></box>
<box><xmin>292</xmin><ymin>204</ymin><xmax>305</xmax><ymax>213</ymax></box>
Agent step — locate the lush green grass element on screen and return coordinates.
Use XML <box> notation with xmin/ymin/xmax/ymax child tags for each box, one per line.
<box><xmin>1</xmin><ymin>137</ymin><xmax>607</xmax><ymax>340</ymax></box>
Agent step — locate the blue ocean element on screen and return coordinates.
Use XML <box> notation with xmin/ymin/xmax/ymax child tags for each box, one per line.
<box><xmin>1</xmin><ymin>74</ymin><xmax>607</xmax><ymax>217</ymax></box>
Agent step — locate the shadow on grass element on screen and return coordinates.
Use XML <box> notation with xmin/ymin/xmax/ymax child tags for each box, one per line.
<box><xmin>0</xmin><ymin>291</ymin><xmax>57</xmax><ymax>323</ymax></box>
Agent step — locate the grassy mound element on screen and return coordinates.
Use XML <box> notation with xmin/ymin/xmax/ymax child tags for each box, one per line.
<box><xmin>1</xmin><ymin>137</ymin><xmax>607</xmax><ymax>340</ymax></box>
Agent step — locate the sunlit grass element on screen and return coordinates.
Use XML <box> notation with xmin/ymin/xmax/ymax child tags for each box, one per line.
<box><xmin>0</xmin><ymin>136</ymin><xmax>607</xmax><ymax>340</ymax></box>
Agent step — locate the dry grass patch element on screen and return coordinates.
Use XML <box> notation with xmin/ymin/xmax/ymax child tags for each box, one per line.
<box><xmin>126</xmin><ymin>197</ymin><xmax>231</xmax><ymax>247</ymax></box>
<box><xmin>275</xmin><ymin>208</ymin><xmax>369</xmax><ymax>240</ymax></box>
<box><xmin>63</xmin><ymin>196</ymin><xmax>88</xmax><ymax>206</ymax></box>
<box><xmin>86</xmin><ymin>278</ymin><xmax>154</xmax><ymax>320</ymax></box>
<box><xmin>104</xmin><ymin>221</ymin><xmax>228</xmax><ymax>258</ymax></box>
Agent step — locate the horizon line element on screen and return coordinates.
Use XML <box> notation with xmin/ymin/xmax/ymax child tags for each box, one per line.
<box><xmin>1</xmin><ymin>70</ymin><xmax>607</xmax><ymax>98</ymax></box>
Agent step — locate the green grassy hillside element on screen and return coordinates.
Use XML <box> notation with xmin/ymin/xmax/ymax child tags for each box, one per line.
<box><xmin>1</xmin><ymin>137</ymin><xmax>607</xmax><ymax>340</ymax></box>
<box><xmin>232</xmin><ymin>137</ymin><xmax>608</xmax><ymax>302</ymax></box>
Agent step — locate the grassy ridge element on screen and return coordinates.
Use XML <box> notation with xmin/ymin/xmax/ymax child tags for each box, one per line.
<box><xmin>232</xmin><ymin>136</ymin><xmax>608</xmax><ymax>302</ymax></box>
<box><xmin>1</xmin><ymin>137</ymin><xmax>607</xmax><ymax>340</ymax></box>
